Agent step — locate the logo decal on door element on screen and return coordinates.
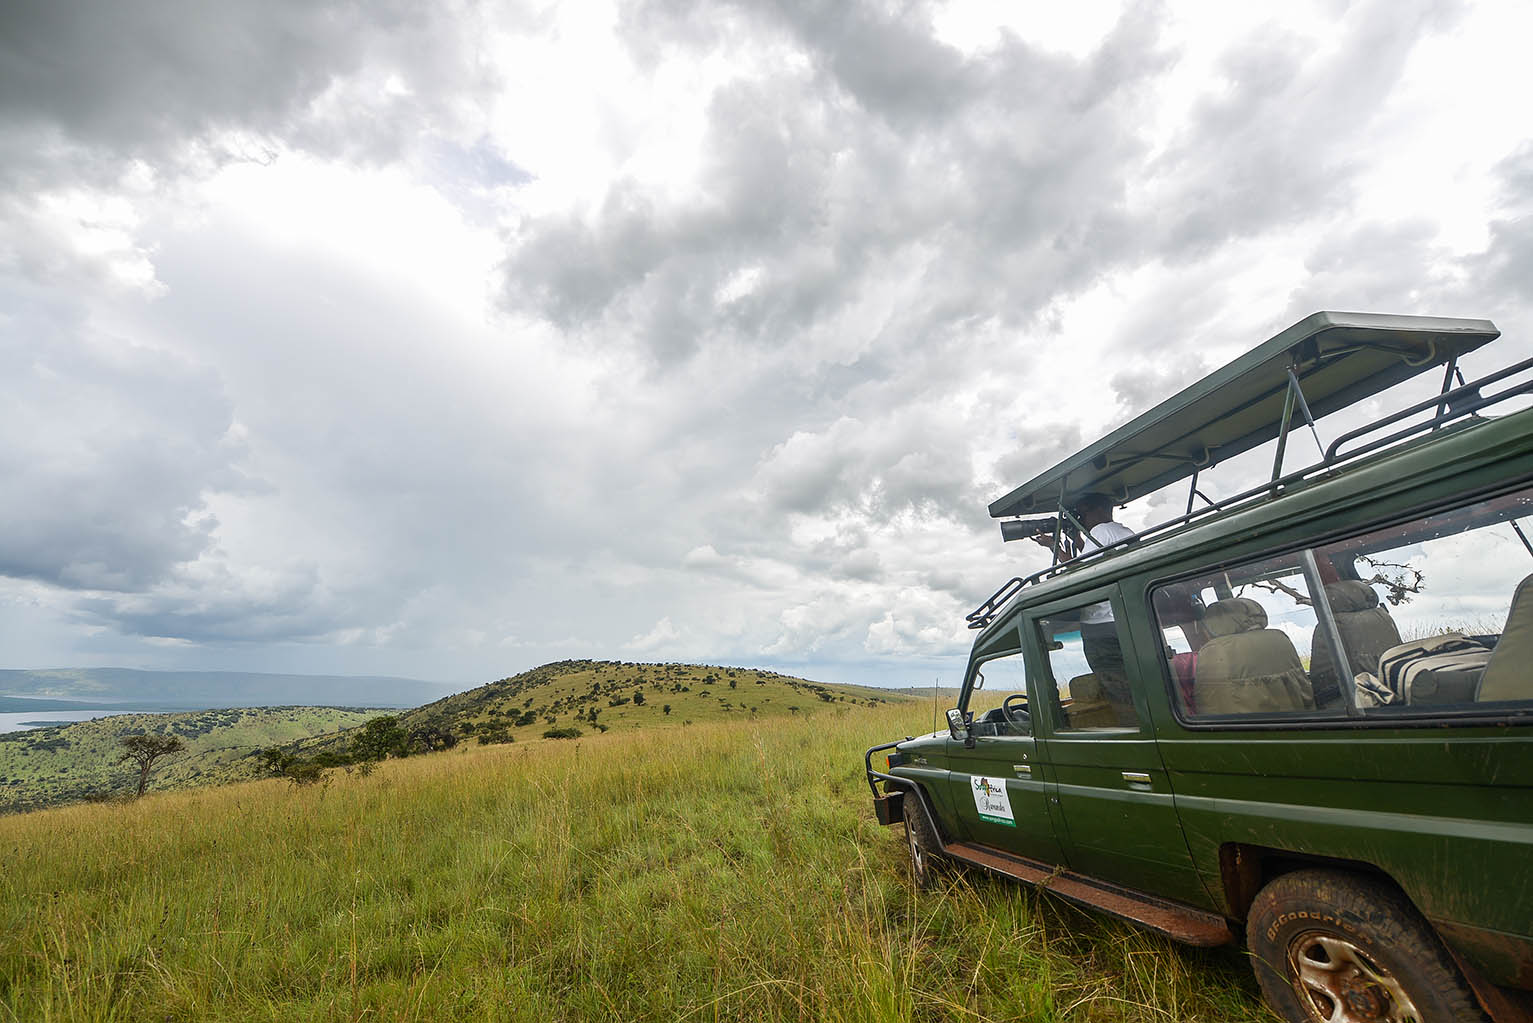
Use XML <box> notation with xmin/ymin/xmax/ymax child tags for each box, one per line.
<box><xmin>970</xmin><ymin>776</ymin><xmax>1016</xmax><ymax>827</ymax></box>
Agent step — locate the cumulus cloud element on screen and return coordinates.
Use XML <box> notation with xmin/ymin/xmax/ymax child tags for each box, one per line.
<box><xmin>0</xmin><ymin>296</ymin><xmax>254</xmax><ymax>591</ymax></box>
<box><xmin>501</xmin><ymin>1</ymin><xmax>1171</xmax><ymax>371</ymax></box>
<box><xmin>0</xmin><ymin>0</ymin><xmax>497</xmax><ymax>174</ymax></box>
<box><xmin>2</xmin><ymin>0</ymin><xmax>1531</xmax><ymax>690</ymax></box>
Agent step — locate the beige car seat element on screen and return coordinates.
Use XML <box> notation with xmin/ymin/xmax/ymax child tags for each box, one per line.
<box><xmin>1308</xmin><ymin>581</ymin><xmax>1403</xmax><ymax>709</ymax></box>
<box><xmin>1478</xmin><ymin>573</ymin><xmax>1533</xmax><ymax>703</ymax></box>
<box><xmin>1064</xmin><ymin>674</ymin><xmax>1121</xmax><ymax>728</ymax></box>
<box><xmin>1194</xmin><ymin>597</ymin><xmax>1317</xmax><ymax>714</ymax></box>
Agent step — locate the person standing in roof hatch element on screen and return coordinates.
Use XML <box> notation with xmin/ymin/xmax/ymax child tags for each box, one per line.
<box><xmin>1073</xmin><ymin>492</ymin><xmax>1133</xmax><ymax>555</ymax></box>
<box><xmin>1033</xmin><ymin>492</ymin><xmax>1138</xmax><ymax>724</ymax></box>
<box><xmin>1030</xmin><ymin>492</ymin><xmax>1132</xmax><ymax>560</ymax></box>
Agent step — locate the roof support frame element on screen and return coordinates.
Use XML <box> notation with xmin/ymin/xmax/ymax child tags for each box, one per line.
<box><xmin>1271</xmin><ymin>363</ymin><xmax>1328</xmax><ymax>485</ymax></box>
<box><xmin>1433</xmin><ymin>355</ymin><xmax>1461</xmax><ymax>430</ymax></box>
<box><xmin>968</xmin><ymin>354</ymin><xmax>1533</xmax><ymax>630</ymax></box>
<box><xmin>988</xmin><ymin>313</ymin><xmax>1500</xmax><ymax>521</ymax></box>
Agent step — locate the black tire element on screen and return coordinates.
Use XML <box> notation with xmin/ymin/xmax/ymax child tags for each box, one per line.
<box><xmin>1246</xmin><ymin>869</ymin><xmax>1486</xmax><ymax>1023</ymax></box>
<box><xmin>902</xmin><ymin>789</ymin><xmax>944</xmax><ymax>891</ymax></box>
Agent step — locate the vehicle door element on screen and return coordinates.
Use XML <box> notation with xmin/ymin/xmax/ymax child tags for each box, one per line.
<box><xmin>944</xmin><ymin>621</ymin><xmax>1067</xmax><ymax>866</ymax></box>
<box><xmin>1149</xmin><ymin>494</ymin><xmax>1533</xmax><ymax>968</ymax></box>
<box><xmin>1027</xmin><ymin>588</ymin><xmax>1209</xmax><ymax>907</ymax></box>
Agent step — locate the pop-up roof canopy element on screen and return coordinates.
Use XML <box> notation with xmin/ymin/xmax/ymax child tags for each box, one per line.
<box><xmin>988</xmin><ymin>311</ymin><xmax>1500</xmax><ymax>520</ymax></box>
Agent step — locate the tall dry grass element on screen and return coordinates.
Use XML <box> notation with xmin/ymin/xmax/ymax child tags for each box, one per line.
<box><xmin>0</xmin><ymin>703</ymin><xmax>1275</xmax><ymax>1022</ymax></box>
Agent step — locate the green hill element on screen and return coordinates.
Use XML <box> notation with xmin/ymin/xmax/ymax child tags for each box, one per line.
<box><xmin>287</xmin><ymin>659</ymin><xmax>909</xmax><ymax>761</ymax></box>
<box><xmin>0</xmin><ymin>706</ymin><xmax>380</xmax><ymax>814</ymax></box>
<box><xmin>1</xmin><ymin>662</ymin><xmax>910</xmax><ymax>813</ymax></box>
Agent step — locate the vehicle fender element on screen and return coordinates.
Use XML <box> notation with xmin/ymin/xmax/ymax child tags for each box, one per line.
<box><xmin>881</xmin><ymin>775</ymin><xmax>947</xmax><ymax>845</ymax></box>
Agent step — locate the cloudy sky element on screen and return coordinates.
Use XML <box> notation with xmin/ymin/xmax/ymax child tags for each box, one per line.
<box><xmin>2</xmin><ymin>0</ymin><xmax>1531</xmax><ymax>690</ymax></box>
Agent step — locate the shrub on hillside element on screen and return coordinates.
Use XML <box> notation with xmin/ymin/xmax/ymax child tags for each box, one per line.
<box><xmin>477</xmin><ymin>727</ymin><xmax>513</xmax><ymax>745</ymax></box>
<box><xmin>542</xmin><ymin>727</ymin><xmax>582</xmax><ymax>739</ymax></box>
<box><xmin>284</xmin><ymin>760</ymin><xmax>327</xmax><ymax>786</ymax></box>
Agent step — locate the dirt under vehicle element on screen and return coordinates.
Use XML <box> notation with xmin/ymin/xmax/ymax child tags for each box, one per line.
<box><xmin>865</xmin><ymin>312</ymin><xmax>1533</xmax><ymax>1022</ymax></box>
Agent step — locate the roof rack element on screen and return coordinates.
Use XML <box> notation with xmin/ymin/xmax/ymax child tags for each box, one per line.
<box><xmin>966</xmin><ymin>318</ymin><xmax>1533</xmax><ymax>631</ymax></box>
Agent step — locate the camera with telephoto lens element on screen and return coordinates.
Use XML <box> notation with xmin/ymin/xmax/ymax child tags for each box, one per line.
<box><xmin>1000</xmin><ymin>516</ymin><xmax>1065</xmax><ymax>543</ymax></box>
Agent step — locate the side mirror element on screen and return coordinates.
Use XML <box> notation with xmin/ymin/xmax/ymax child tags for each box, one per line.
<box><xmin>946</xmin><ymin>708</ymin><xmax>973</xmax><ymax>747</ymax></box>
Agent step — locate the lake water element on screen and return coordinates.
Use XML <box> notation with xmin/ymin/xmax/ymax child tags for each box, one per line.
<box><xmin>0</xmin><ymin>709</ymin><xmax>150</xmax><ymax>734</ymax></box>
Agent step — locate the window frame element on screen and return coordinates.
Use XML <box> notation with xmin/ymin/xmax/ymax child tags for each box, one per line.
<box><xmin>1025</xmin><ymin>586</ymin><xmax>1146</xmax><ymax>738</ymax></box>
<box><xmin>958</xmin><ymin>621</ymin><xmax>1031</xmax><ymax>731</ymax></box>
<box><xmin>1145</xmin><ymin>480</ymin><xmax>1533</xmax><ymax>731</ymax></box>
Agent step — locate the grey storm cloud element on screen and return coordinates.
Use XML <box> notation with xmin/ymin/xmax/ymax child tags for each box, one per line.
<box><xmin>1469</xmin><ymin>143</ymin><xmax>1533</xmax><ymax>309</ymax></box>
<box><xmin>1151</xmin><ymin>0</ymin><xmax>1466</xmax><ymax>257</ymax></box>
<box><xmin>72</xmin><ymin>563</ymin><xmax>338</xmax><ymax>645</ymax></box>
<box><xmin>503</xmin><ymin>1</ymin><xmax>1170</xmax><ymax>367</ymax></box>
<box><xmin>0</xmin><ymin>0</ymin><xmax>499</xmax><ymax>180</ymax></box>
<box><xmin>1</xmin><ymin>0</ymin><xmax>1526</xmax><ymax>685</ymax></box>
<box><xmin>0</xmin><ymin>296</ymin><xmax>253</xmax><ymax>592</ymax></box>
<box><xmin>748</xmin><ymin>413</ymin><xmax>981</xmax><ymax>526</ymax></box>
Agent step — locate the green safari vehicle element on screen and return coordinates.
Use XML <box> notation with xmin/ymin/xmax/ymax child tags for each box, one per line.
<box><xmin>866</xmin><ymin>312</ymin><xmax>1533</xmax><ymax>1022</ymax></box>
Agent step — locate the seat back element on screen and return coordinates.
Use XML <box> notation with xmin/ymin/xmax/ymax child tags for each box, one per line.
<box><xmin>1065</xmin><ymin>674</ymin><xmax>1119</xmax><ymax>728</ymax></box>
<box><xmin>1194</xmin><ymin>597</ymin><xmax>1317</xmax><ymax>714</ymax></box>
<box><xmin>1308</xmin><ymin>581</ymin><xmax>1403</xmax><ymax>709</ymax></box>
<box><xmin>1478</xmin><ymin>573</ymin><xmax>1533</xmax><ymax>703</ymax></box>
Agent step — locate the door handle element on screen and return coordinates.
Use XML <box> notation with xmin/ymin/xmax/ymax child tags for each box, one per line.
<box><xmin>1012</xmin><ymin>763</ymin><xmax>1032</xmax><ymax>776</ymax></box>
<box><xmin>1122</xmin><ymin>770</ymin><xmax>1151</xmax><ymax>788</ymax></box>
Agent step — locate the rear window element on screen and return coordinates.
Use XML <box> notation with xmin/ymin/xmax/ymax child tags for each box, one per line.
<box><xmin>1151</xmin><ymin>486</ymin><xmax>1533</xmax><ymax>723</ymax></box>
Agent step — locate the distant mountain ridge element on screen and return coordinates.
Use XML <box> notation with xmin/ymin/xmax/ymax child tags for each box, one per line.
<box><xmin>0</xmin><ymin>668</ymin><xmax>455</xmax><ymax>709</ymax></box>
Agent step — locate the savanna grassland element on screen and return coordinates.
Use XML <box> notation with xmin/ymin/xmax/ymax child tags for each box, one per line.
<box><xmin>0</xmin><ymin>707</ymin><xmax>381</xmax><ymax>814</ymax></box>
<box><xmin>1</xmin><ymin>661</ymin><xmax>898</xmax><ymax>815</ymax></box>
<box><xmin>0</xmin><ymin>699</ymin><xmax>1278</xmax><ymax>1023</ymax></box>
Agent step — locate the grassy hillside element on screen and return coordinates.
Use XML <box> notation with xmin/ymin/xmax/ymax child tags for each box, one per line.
<box><xmin>0</xmin><ymin>707</ymin><xmax>379</xmax><ymax>814</ymax></box>
<box><xmin>289</xmin><ymin>659</ymin><xmax>910</xmax><ymax>760</ymax></box>
<box><xmin>0</xmin><ymin>700</ymin><xmax>1277</xmax><ymax>1022</ymax></box>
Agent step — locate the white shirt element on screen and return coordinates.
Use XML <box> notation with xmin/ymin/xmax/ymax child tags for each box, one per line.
<box><xmin>1081</xmin><ymin>520</ymin><xmax>1134</xmax><ymax>554</ymax></box>
<box><xmin>1079</xmin><ymin>520</ymin><xmax>1133</xmax><ymax>624</ymax></box>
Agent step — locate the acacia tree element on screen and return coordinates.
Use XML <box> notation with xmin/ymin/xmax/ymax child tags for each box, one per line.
<box><xmin>119</xmin><ymin>734</ymin><xmax>187</xmax><ymax>797</ymax></box>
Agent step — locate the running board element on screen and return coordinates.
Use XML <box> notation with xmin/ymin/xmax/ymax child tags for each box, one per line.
<box><xmin>943</xmin><ymin>840</ymin><xmax>1236</xmax><ymax>947</ymax></box>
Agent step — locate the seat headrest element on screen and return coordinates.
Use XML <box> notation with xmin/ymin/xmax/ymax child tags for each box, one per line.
<box><xmin>1325</xmin><ymin>580</ymin><xmax>1380</xmax><ymax>613</ymax></box>
<box><xmin>1204</xmin><ymin>597</ymin><xmax>1268</xmax><ymax>637</ymax></box>
<box><xmin>1069</xmin><ymin>674</ymin><xmax>1101</xmax><ymax>700</ymax></box>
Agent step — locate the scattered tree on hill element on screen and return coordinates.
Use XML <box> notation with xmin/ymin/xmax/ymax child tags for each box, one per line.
<box><xmin>632</xmin><ymin>690</ymin><xmax>645</xmax><ymax>706</ymax></box>
<box><xmin>351</xmin><ymin>716</ymin><xmax>409</xmax><ymax>761</ymax></box>
<box><xmin>118</xmin><ymin>734</ymin><xmax>187</xmax><ymax>797</ymax></box>
<box><xmin>409</xmin><ymin>725</ymin><xmax>457</xmax><ymax>753</ymax></box>
<box><xmin>543</xmin><ymin>726</ymin><xmax>582</xmax><ymax>739</ymax></box>
<box><xmin>663</xmin><ymin>704</ymin><xmax>671</xmax><ymax>715</ymax></box>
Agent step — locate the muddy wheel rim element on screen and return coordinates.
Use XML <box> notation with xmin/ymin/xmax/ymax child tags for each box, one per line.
<box><xmin>1285</xmin><ymin>930</ymin><xmax>1422</xmax><ymax>1023</ymax></box>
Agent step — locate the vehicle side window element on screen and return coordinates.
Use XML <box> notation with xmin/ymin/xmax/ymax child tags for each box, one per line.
<box><xmin>1037</xmin><ymin>602</ymin><xmax>1138</xmax><ymax>729</ymax></box>
<box><xmin>966</xmin><ymin>651</ymin><xmax>1031</xmax><ymax>737</ymax></box>
<box><xmin>1314</xmin><ymin>488</ymin><xmax>1533</xmax><ymax>714</ymax></box>
<box><xmin>1152</xmin><ymin>487</ymin><xmax>1533</xmax><ymax>723</ymax></box>
<box><xmin>1151</xmin><ymin>553</ymin><xmax>1331</xmax><ymax>719</ymax></box>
